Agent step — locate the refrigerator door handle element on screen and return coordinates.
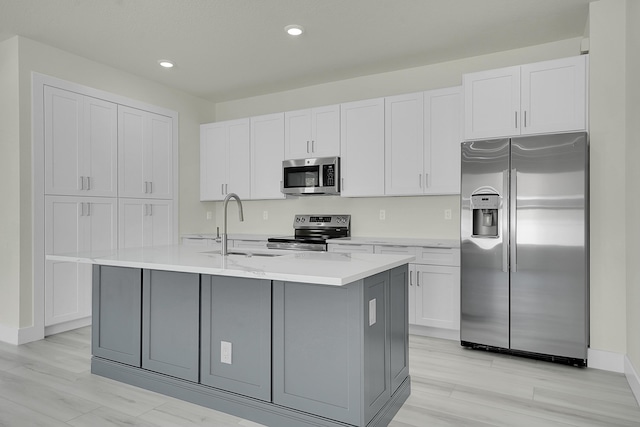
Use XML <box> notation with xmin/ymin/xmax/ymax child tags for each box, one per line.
<box><xmin>510</xmin><ymin>168</ymin><xmax>517</xmax><ymax>273</ymax></box>
<box><xmin>502</xmin><ymin>169</ymin><xmax>509</xmax><ymax>273</ymax></box>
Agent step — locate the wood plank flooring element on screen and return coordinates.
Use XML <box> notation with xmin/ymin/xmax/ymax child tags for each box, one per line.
<box><xmin>0</xmin><ymin>327</ymin><xmax>638</xmax><ymax>426</ymax></box>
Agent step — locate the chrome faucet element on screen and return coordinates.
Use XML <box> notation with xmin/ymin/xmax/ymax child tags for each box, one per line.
<box><xmin>221</xmin><ymin>193</ymin><xmax>244</xmax><ymax>255</ymax></box>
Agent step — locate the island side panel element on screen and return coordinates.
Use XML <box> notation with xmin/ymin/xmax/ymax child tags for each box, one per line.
<box><xmin>389</xmin><ymin>265</ymin><xmax>410</xmax><ymax>393</ymax></box>
<box><xmin>200</xmin><ymin>275</ymin><xmax>271</xmax><ymax>401</ymax></box>
<box><xmin>92</xmin><ymin>265</ymin><xmax>142</xmax><ymax>366</ymax></box>
<box><xmin>363</xmin><ymin>271</ymin><xmax>391</xmax><ymax>423</ymax></box>
<box><xmin>142</xmin><ymin>269</ymin><xmax>200</xmax><ymax>382</ymax></box>
<box><xmin>272</xmin><ymin>280</ymin><xmax>363</xmax><ymax>426</ymax></box>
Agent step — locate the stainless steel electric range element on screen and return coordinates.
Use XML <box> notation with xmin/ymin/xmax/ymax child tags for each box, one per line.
<box><xmin>267</xmin><ymin>214</ymin><xmax>351</xmax><ymax>251</ymax></box>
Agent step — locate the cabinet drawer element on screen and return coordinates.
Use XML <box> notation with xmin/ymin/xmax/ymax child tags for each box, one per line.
<box><xmin>414</xmin><ymin>247</ymin><xmax>460</xmax><ymax>266</ymax></box>
<box><xmin>374</xmin><ymin>245</ymin><xmax>416</xmax><ymax>256</ymax></box>
<box><xmin>232</xmin><ymin>239</ymin><xmax>268</xmax><ymax>249</ymax></box>
<box><xmin>327</xmin><ymin>243</ymin><xmax>374</xmax><ymax>254</ymax></box>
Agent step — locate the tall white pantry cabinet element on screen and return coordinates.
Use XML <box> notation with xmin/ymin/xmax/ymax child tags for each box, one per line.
<box><xmin>43</xmin><ymin>84</ymin><xmax>175</xmax><ymax>331</ymax></box>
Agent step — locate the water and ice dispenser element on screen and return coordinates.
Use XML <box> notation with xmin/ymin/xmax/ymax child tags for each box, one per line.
<box><xmin>471</xmin><ymin>194</ymin><xmax>500</xmax><ymax>237</ymax></box>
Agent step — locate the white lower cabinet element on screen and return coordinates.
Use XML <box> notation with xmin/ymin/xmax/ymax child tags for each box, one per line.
<box><xmin>374</xmin><ymin>244</ymin><xmax>460</xmax><ymax>334</ymax></box>
<box><xmin>45</xmin><ymin>196</ymin><xmax>117</xmax><ymax>326</ymax></box>
<box><xmin>411</xmin><ymin>264</ymin><xmax>460</xmax><ymax>330</ymax></box>
<box><xmin>118</xmin><ymin>199</ymin><xmax>173</xmax><ymax>248</ymax></box>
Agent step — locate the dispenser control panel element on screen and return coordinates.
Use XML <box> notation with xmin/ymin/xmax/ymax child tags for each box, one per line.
<box><xmin>471</xmin><ymin>194</ymin><xmax>500</xmax><ymax>209</ymax></box>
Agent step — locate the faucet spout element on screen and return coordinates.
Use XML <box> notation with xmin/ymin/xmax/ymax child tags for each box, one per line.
<box><xmin>221</xmin><ymin>193</ymin><xmax>244</xmax><ymax>256</ymax></box>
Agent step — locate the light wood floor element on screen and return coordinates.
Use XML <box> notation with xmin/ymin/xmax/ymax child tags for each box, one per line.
<box><xmin>0</xmin><ymin>327</ymin><xmax>638</xmax><ymax>426</ymax></box>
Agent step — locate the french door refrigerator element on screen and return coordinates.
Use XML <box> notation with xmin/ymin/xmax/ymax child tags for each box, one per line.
<box><xmin>460</xmin><ymin>131</ymin><xmax>588</xmax><ymax>366</ymax></box>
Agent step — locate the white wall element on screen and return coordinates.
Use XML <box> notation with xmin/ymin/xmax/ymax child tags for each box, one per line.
<box><xmin>589</xmin><ymin>0</ymin><xmax>627</xmax><ymax>357</ymax></box>
<box><xmin>625</xmin><ymin>0</ymin><xmax>640</xmax><ymax>378</ymax></box>
<box><xmin>6</xmin><ymin>36</ymin><xmax>216</xmax><ymax>330</ymax></box>
<box><xmin>0</xmin><ymin>37</ymin><xmax>20</xmax><ymax>330</ymax></box>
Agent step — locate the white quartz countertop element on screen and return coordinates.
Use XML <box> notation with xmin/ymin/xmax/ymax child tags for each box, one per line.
<box><xmin>327</xmin><ymin>237</ymin><xmax>460</xmax><ymax>248</ymax></box>
<box><xmin>47</xmin><ymin>245</ymin><xmax>414</xmax><ymax>286</ymax></box>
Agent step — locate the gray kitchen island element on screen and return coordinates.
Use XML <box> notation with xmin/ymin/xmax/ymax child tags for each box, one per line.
<box><xmin>49</xmin><ymin>245</ymin><xmax>414</xmax><ymax>427</ymax></box>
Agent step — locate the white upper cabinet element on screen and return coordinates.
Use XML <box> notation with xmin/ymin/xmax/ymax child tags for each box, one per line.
<box><xmin>118</xmin><ymin>106</ymin><xmax>173</xmax><ymax>199</ymax></box>
<box><xmin>340</xmin><ymin>98</ymin><xmax>385</xmax><ymax>197</ymax></box>
<box><xmin>45</xmin><ymin>86</ymin><xmax>117</xmax><ymax>197</ymax></box>
<box><xmin>200</xmin><ymin>118</ymin><xmax>251</xmax><ymax>201</ymax></box>
<box><xmin>464</xmin><ymin>55</ymin><xmax>587</xmax><ymax>140</ymax></box>
<box><xmin>424</xmin><ymin>86</ymin><xmax>463</xmax><ymax>195</ymax></box>
<box><xmin>251</xmin><ymin>113</ymin><xmax>285</xmax><ymax>200</ymax></box>
<box><xmin>463</xmin><ymin>66</ymin><xmax>521</xmax><ymax>139</ymax></box>
<box><xmin>284</xmin><ymin>105</ymin><xmax>340</xmax><ymax>159</ymax></box>
<box><xmin>118</xmin><ymin>198</ymin><xmax>173</xmax><ymax>249</ymax></box>
<box><xmin>520</xmin><ymin>56</ymin><xmax>587</xmax><ymax>135</ymax></box>
<box><xmin>385</xmin><ymin>92</ymin><xmax>425</xmax><ymax>196</ymax></box>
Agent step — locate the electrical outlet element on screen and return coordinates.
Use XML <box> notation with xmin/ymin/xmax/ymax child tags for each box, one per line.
<box><xmin>221</xmin><ymin>341</ymin><xmax>232</xmax><ymax>364</ymax></box>
<box><xmin>379</xmin><ymin>209</ymin><xmax>386</xmax><ymax>220</ymax></box>
<box><xmin>263</xmin><ymin>210</ymin><xmax>268</xmax><ymax>220</ymax></box>
<box><xmin>206</xmin><ymin>211</ymin><xmax>212</xmax><ymax>220</ymax></box>
<box><xmin>444</xmin><ymin>209</ymin><xmax>452</xmax><ymax>220</ymax></box>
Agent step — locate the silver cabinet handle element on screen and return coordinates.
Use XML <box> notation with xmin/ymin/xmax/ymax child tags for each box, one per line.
<box><xmin>144</xmin><ymin>181</ymin><xmax>148</xmax><ymax>193</ymax></box>
<box><xmin>306</xmin><ymin>141</ymin><xmax>310</xmax><ymax>153</ymax></box>
<box><xmin>144</xmin><ymin>203</ymin><xmax>148</xmax><ymax>216</ymax></box>
<box><xmin>85</xmin><ymin>176</ymin><xmax>90</xmax><ymax>190</ymax></box>
<box><xmin>149</xmin><ymin>181</ymin><xmax>152</xmax><ymax>194</ymax></box>
<box><xmin>311</xmin><ymin>140</ymin><xmax>315</xmax><ymax>153</ymax></box>
<box><xmin>148</xmin><ymin>204</ymin><xmax>152</xmax><ymax>216</ymax></box>
<box><xmin>417</xmin><ymin>271</ymin><xmax>420</xmax><ymax>287</ymax></box>
<box><xmin>510</xmin><ymin>168</ymin><xmax>517</xmax><ymax>273</ymax></box>
<box><xmin>524</xmin><ymin>111</ymin><xmax>527</xmax><ymax>127</ymax></box>
<box><xmin>418</xmin><ymin>174</ymin><xmax>422</xmax><ymax>188</ymax></box>
<box><xmin>87</xmin><ymin>202</ymin><xmax>91</xmax><ymax>216</ymax></box>
<box><xmin>221</xmin><ymin>183</ymin><xmax>224</xmax><ymax>195</ymax></box>
<box><xmin>80</xmin><ymin>202</ymin><xmax>85</xmax><ymax>216</ymax></box>
<box><xmin>80</xmin><ymin>176</ymin><xmax>84</xmax><ymax>190</ymax></box>
<box><xmin>515</xmin><ymin>111</ymin><xmax>518</xmax><ymax>128</ymax></box>
<box><xmin>424</xmin><ymin>173</ymin><xmax>429</xmax><ymax>188</ymax></box>
<box><xmin>409</xmin><ymin>270</ymin><xmax>413</xmax><ymax>286</ymax></box>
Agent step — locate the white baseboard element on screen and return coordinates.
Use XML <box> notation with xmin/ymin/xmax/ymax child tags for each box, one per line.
<box><xmin>409</xmin><ymin>324</ymin><xmax>459</xmax><ymax>341</ymax></box>
<box><xmin>0</xmin><ymin>324</ymin><xmax>44</xmax><ymax>345</ymax></box>
<box><xmin>588</xmin><ymin>347</ymin><xmax>625</xmax><ymax>372</ymax></box>
<box><xmin>625</xmin><ymin>356</ymin><xmax>640</xmax><ymax>406</ymax></box>
<box><xmin>45</xmin><ymin>317</ymin><xmax>91</xmax><ymax>337</ymax></box>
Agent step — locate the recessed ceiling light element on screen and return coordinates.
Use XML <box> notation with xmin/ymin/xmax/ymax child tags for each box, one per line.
<box><xmin>285</xmin><ymin>25</ymin><xmax>304</xmax><ymax>36</ymax></box>
<box><xmin>158</xmin><ymin>60</ymin><xmax>174</xmax><ymax>68</ymax></box>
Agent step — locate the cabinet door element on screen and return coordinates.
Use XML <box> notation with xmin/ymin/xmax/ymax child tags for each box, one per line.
<box><xmin>92</xmin><ymin>265</ymin><xmax>142</xmax><ymax>367</ymax></box>
<box><xmin>147</xmin><ymin>112</ymin><xmax>173</xmax><ymax>199</ymax></box>
<box><xmin>340</xmin><ymin>98</ymin><xmax>385</xmax><ymax>197</ymax></box>
<box><xmin>200</xmin><ymin>122</ymin><xmax>228</xmax><ymax>201</ymax></box>
<box><xmin>273</xmin><ymin>280</ymin><xmax>362</xmax><ymax>426</ymax></box>
<box><xmin>250</xmin><ymin>113</ymin><xmax>285</xmax><ymax>200</ymax></box>
<box><xmin>118</xmin><ymin>199</ymin><xmax>173</xmax><ymax>248</ymax></box>
<box><xmin>201</xmin><ymin>276</ymin><xmax>271</xmax><ymax>401</ymax></box>
<box><xmin>227</xmin><ymin>118</ymin><xmax>251</xmax><ymax>199</ymax></box>
<box><xmin>284</xmin><ymin>109</ymin><xmax>312</xmax><ymax>159</ymax></box>
<box><xmin>414</xmin><ymin>264</ymin><xmax>460</xmax><ymax>331</ymax></box>
<box><xmin>119</xmin><ymin>106</ymin><xmax>173</xmax><ymax>199</ymax></box>
<box><xmin>84</xmin><ymin>96</ymin><xmax>118</xmax><ymax>197</ymax></box>
<box><xmin>45</xmin><ymin>196</ymin><xmax>117</xmax><ymax>326</ymax></box>
<box><xmin>464</xmin><ymin>66</ymin><xmax>520</xmax><ymax>140</ymax></box>
<box><xmin>385</xmin><ymin>92</ymin><xmax>425</xmax><ymax>195</ymax></box>
<box><xmin>45</xmin><ymin>196</ymin><xmax>84</xmax><ymax>326</ymax></box>
<box><xmin>142</xmin><ymin>269</ymin><xmax>200</xmax><ymax>382</ymax></box>
<box><xmin>44</xmin><ymin>86</ymin><xmax>84</xmax><ymax>196</ymax></box>
<box><xmin>425</xmin><ymin>87</ymin><xmax>463</xmax><ymax>195</ymax></box>
<box><xmin>310</xmin><ymin>104</ymin><xmax>340</xmax><ymax>157</ymax></box>
<box><xmin>521</xmin><ymin>55</ymin><xmax>587</xmax><ymax>135</ymax></box>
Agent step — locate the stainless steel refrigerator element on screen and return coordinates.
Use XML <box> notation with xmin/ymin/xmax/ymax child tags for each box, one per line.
<box><xmin>460</xmin><ymin>132</ymin><xmax>589</xmax><ymax>366</ymax></box>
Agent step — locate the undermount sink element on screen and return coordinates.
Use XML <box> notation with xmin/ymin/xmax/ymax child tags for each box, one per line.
<box><xmin>202</xmin><ymin>250</ymin><xmax>284</xmax><ymax>258</ymax></box>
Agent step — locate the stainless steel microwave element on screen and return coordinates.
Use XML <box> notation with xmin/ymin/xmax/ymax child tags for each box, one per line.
<box><xmin>281</xmin><ymin>157</ymin><xmax>340</xmax><ymax>195</ymax></box>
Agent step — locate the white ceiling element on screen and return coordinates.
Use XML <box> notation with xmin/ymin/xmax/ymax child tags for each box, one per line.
<box><xmin>0</xmin><ymin>0</ymin><xmax>593</xmax><ymax>102</ymax></box>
